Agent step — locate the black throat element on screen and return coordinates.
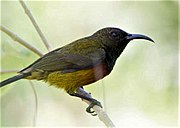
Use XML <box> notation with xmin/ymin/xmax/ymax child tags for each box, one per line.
<box><xmin>104</xmin><ymin>41</ymin><xmax>129</xmax><ymax>71</ymax></box>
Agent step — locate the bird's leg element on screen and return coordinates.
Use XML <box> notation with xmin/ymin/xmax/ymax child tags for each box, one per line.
<box><xmin>69</xmin><ymin>87</ymin><xmax>102</xmax><ymax>115</ymax></box>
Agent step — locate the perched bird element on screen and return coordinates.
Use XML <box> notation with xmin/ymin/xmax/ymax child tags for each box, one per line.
<box><xmin>0</xmin><ymin>27</ymin><xmax>154</xmax><ymax>114</ymax></box>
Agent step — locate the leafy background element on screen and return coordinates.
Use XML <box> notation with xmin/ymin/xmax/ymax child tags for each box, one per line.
<box><xmin>1</xmin><ymin>1</ymin><xmax>178</xmax><ymax>127</ymax></box>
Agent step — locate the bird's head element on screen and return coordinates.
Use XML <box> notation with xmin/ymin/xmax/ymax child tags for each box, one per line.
<box><xmin>92</xmin><ymin>27</ymin><xmax>154</xmax><ymax>51</ymax></box>
<box><xmin>91</xmin><ymin>27</ymin><xmax>154</xmax><ymax>69</ymax></box>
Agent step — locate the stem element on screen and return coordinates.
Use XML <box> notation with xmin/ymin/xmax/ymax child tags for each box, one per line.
<box><xmin>0</xmin><ymin>69</ymin><xmax>20</xmax><ymax>74</ymax></box>
<box><xmin>29</xmin><ymin>81</ymin><xmax>38</xmax><ymax>127</ymax></box>
<box><xmin>19</xmin><ymin>0</ymin><xmax>51</xmax><ymax>51</ymax></box>
<box><xmin>0</xmin><ymin>25</ymin><xmax>43</xmax><ymax>57</ymax></box>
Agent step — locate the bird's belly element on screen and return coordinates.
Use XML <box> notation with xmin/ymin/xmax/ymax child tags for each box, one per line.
<box><xmin>47</xmin><ymin>62</ymin><xmax>110</xmax><ymax>93</ymax></box>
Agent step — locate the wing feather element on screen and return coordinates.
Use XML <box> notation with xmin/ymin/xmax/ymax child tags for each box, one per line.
<box><xmin>20</xmin><ymin>45</ymin><xmax>106</xmax><ymax>73</ymax></box>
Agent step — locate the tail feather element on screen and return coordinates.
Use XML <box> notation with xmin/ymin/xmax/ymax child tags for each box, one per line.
<box><xmin>0</xmin><ymin>73</ymin><xmax>31</xmax><ymax>88</ymax></box>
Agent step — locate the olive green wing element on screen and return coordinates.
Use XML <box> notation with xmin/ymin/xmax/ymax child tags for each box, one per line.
<box><xmin>20</xmin><ymin>47</ymin><xmax>106</xmax><ymax>73</ymax></box>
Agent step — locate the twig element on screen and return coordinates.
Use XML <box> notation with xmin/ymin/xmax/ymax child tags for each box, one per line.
<box><xmin>0</xmin><ymin>25</ymin><xmax>43</xmax><ymax>57</ymax></box>
<box><xmin>19</xmin><ymin>0</ymin><xmax>51</xmax><ymax>51</ymax></box>
<box><xmin>77</xmin><ymin>87</ymin><xmax>115</xmax><ymax>127</ymax></box>
<box><xmin>0</xmin><ymin>69</ymin><xmax>20</xmax><ymax>74</ymax></box>
<box><xmin>29</xmin><ymin>81</ymin><xmax>38</xmax><ymax>127</ymax></box>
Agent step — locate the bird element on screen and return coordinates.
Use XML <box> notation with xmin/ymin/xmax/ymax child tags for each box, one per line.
<box><xmin>0</xmin><ymin>27</ymin><xmax>154</xmax><ymax>114</ymax></box>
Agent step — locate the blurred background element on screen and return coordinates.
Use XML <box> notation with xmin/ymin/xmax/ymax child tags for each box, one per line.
<box><xmin>0</xmin><ymin>1</ymin><xmax>178</xmax><ymax>127</ymax></box>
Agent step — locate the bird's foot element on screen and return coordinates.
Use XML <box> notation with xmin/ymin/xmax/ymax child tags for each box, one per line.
<box><xmin>86</xmin><ymin>99</ymin><xmax>102</xmax><ymax>116</ymax></box>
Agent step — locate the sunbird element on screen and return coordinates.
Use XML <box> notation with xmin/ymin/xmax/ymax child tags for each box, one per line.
<box><xmin>0</xmin><ymin>27</ymin><xmax>154</xmax><ymax>114</ymax></box>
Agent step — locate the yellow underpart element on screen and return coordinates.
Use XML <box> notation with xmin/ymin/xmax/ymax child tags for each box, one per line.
<box><xmin>47</xmin><ymin>69</ymin><xmax>98</xmax><ymax>94</ymax></box>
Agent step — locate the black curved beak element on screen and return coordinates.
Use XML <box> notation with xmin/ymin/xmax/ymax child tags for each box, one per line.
<box><xmin>126</xmin><ymin>34</ymin><xmax>154</xmax><ymax>43</ymax></box>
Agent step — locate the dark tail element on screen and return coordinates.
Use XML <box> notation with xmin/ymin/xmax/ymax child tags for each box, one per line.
<box><xmin>0</xmin><ymin>73</ymin><xmax>31</xmax><ymax>88</ymax></box>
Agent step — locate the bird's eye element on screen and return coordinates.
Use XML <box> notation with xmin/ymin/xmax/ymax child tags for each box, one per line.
<box><xmin>111</xmin><ymin>32</ymin><xmax>118</xmax><ymax>37</ymax></box>
<box><xmin>109</xmin><ymin>31</ymin><xmax>119</xmax><ymax>40</ymax></box>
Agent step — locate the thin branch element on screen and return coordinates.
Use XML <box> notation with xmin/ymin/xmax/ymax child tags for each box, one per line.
<box><xmin>0</xmin><ymin>69</ymin><xmax>20</xmax><ymax>74</ymax></box>
<box><xmin>102</xmin><ymin>80</ymin><xmax>107</xmax><ymax>111</ymax></box>
<box><xmin>77</xmin><ymin>88</ymin><xmax>115</xmax><ymax>127</ymax></box>
<box><xmin>19</xmin><ymin>0</ymin><xmax>51</xmax><ymax>51</ymax></box>
<box><xmin>29</xmin><ymin>81</ymin><xmax>38</xmax><ymax>126</ymax></box>
<box><xmin>0</xmin><ymin>25</ymin><xmax>43</xmax><ymax>57</ymax></box>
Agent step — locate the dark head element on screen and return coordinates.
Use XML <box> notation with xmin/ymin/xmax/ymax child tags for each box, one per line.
<box><xmin>92</xmin><ymin>27</ymin><xmax>154</xmax><ymax>69</ymax></box>
<box><xmin>92</xmin><ymin>27</ymin><xmax>154</xmax><ymax>49</ymax></box>
<box><xmin>92</xmin><ymin>27</ymin><xmax>154</xmax><ymax>56</ymax></box>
